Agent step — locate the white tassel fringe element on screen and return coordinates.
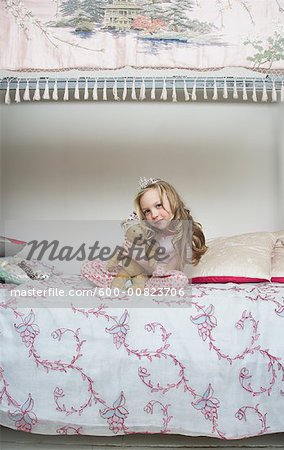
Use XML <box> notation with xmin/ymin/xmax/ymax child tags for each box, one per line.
<box><xmin>33</xmin><ymin>79</ymin><xmax>41</xmax><ymax>101</ymax></box>
<box><xmin>223</xmin><ymin>78</ymin><xmax>228</xmax><ymax>99</ymax></box>
<box><xmin>281</xmin><ymin>81</ymin><xmax>284</xmax><ymax>103</ymax></box>
<box><xmin>92</xmin><ymin>79</ymin><xmax>98</xmax><ymax>101</ymax></box>
<box><xmin>84</xmin><ymin>79</ymin><xmax>89</xmax><ymax>100</ymax></box>
<box><xmin>252</xmin><ymin>80</ymin><xmax>257</xmax><ymax>102</ymax></box>
<box><xmin>139</xmin><ymin>78</ymin><xmax>146</xmax><ymax>101</ymax></box>
<box><xmin>212</xmin><ymin>79</ymin><xmax>218</xmax><ymax>100</ymax></box>
<box><xmin>151</xmin><ymin>79</ymin><xmax>156</xmax><ymax>100</ymax></box>
<box><xmin>233</xmin><ymin>78</ymin><xmax>238</xmax><ymax>99</ymax></box>
<box><xmin>122</xmin><ymin>79</ymin><xmax>127</xmax><ymax>101</ymax></box>
<box><xmin>191</xmin><ymin>79</ymin><xmax>196</xmax><ymax>101</ymax></box>
<box><xmin>103</xmin><ymin>79</ymin><xmax>107</xmax><ymax>101</ymax></box>
<box><xmin>172</xmin><ymin>79</ymin><xmax>177</xmax><ymax>102</ymax></box>
<box><xmin>184</xmin><ymin>79</ymin><xmax>189</xmax><ymax>101</ymax></box>
<box><xmin>5</xmin><ymin>81</ymin><xmax>11</xmax><ymax>105</ymax></box>
<box><xmin>272</xmin><ymin>80</ymin><xmax>277</xmax><ymax>102</ymax></box>
<box><xmin>203</xmin><ymin>79</ymin><xmax>207</xmax><ymax>100</ymax></box>
<box><xmin>23</xmin><ymin>80</ymin><xmax>31</xmax><ymax>101</ymax></box>
<box><xmin>160</xmin><ymin>79</ymin><xmax>167</xmax><ymax>101</ymax></box>
<box><xmin>261</xmin><ymin>81</ymin><xmax>268</xmax><ymax>102</ymax></box>
<box><xmin>43</xmin><ymin>79</ymin><xmax>50</xmax><ymax>100</ymax></box>
<box><xmin>63</xmin><ymin>80</ymin><xmax>69</xmax><ymax>101</ymax></box>
<box><xmin>113</xmin><ymin>79</ymin><xmax>120</xmax><ymax>101</ymax></box>
<box><xmin>52</xmin><ymin>79</ymin><xmax>58</xmax><ymax>101</ymax></box>
<box><xmin>74</xmin><ymin>79</ymin><xmax>80</xmax><ymax>100</ymax></box>
<box><xmin>15</xmin><ymin>80</ymin><xmax>21</xmax><ymax>103</ymax></box>
<box><xmin>131</xmin><ymin>79</ymin><xmax>137</xmax><ymax>100</ymax></box>
<box><xmin>242</xmin><ymin>80</ymin><xmax>248</xmax><ymax>101</ymax></box>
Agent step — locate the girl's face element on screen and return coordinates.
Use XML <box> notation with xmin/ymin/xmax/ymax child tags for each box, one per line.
<box><xmin>140</xmin><ymin>188</ymin><xmax>173</xmax><ymax>230</ymax></box>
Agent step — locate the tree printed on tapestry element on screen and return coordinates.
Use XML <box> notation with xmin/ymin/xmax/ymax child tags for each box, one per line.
<box><xmin>51</xmin><ymin>0</ymin><xmax>109</xmax><ymax>32</ymax></box>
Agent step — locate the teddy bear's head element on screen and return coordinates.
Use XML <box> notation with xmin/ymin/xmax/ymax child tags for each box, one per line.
<box><xmin>121</xmin><ymin>213</ymin><xmax>148</xmax><ymax>246</ymax></box>
<box><xmin>125</xmin><ymin>224</ymin><xmax>146</xmax><ymax>245</ymax></box>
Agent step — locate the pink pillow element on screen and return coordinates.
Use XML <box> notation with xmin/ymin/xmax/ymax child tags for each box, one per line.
<box><xmin>185</xmin><ymin>232</ymin><xmax>277</xmax><ymax>284</ymax></box>
<box><xmin>0</xmin><ymin>236</ymin><xmax>27</xmax><ymax>257</ymax></box>
<box><xmin>271</xmin><ymin>231</ymin><xmax>284</xmax><ymax>283</ymax></box>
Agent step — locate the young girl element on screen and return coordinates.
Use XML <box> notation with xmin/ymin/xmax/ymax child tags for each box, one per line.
<box><xmin>81</xmin><ymin>178</ymin><xmax>207</xmax><ymax>292</ymax></box>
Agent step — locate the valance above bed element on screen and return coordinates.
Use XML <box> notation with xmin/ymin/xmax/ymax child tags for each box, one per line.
<box><xmin>1</xmin><ymin>0</ymin><xmax>284</xmax><ymax>103</ymax></box>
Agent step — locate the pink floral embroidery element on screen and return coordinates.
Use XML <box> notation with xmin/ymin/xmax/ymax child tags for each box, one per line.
<box><xmin>0</xmin><ymin>366</ymin><xmax>20</xmax><ymax>408</ymax></box>
<box><xmin>100</xmin><ymin>392</ymin><xmax>129</xmax><ymax>434</ymax></box>
<box><xmin>190</xmin><ymin>304</ymin><xmax>217</xmax><ymax>341</ymax></box>
<box><xmin>191</xmin><ymin>384</ymin><xmax>219</xmax><ymax>423</ymax></box>
<box><xmin>143</xmin><ymin>400</ymin><xmax>173</xmax><ymax>433</ymax></box>
<box><xmin>14</xmin><ymin>310</ymin><xmax>39</xmax><ymax>347</ymax></box>
<box><xmin>2</xmin><ymin>277</ymin><xmax>284</xmax><ymax>439</ymax></box>
<box><xmin>8</xmin><ymin>394</ymin><xmax>37</xmax><ymax>432</ymax></box>
<box><xmin>105</xmin><ymin>310</ymin><xmax>129</xmax><ymax>349</ymax></box>
<box><xmin>275</xmin><ymin>304</ymin><xmax>284</xmax><ymax>316</ymax></box>
<box><xmin>235</xmin><ymin>404</ymin><xmax>270</xmax><ymax>435</ymax></box>
<box><xmin>13</xmin><ymin>310</ymin><xmax>107</xmax><ymax>417</ymax></box>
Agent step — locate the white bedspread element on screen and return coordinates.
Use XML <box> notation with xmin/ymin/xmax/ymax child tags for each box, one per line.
<box><xmin>1</xmin><ymin>274</ymin><xmax>284</xmax><ymax>440</ymax></box>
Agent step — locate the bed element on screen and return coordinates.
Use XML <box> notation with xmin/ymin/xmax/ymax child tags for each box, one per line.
<box><xmin>1</xmin><ymin>248</ymin><xmax>284</xmax><ymax>441</ymax></box>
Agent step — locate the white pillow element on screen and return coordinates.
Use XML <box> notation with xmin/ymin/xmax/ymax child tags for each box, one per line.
<box><xmin>271</xmin><ymin>230</ymin><xmax>284</xmax><ymax>282</ymax></box>
<box><xmin>185</xmin><ymin>232</ymin><xmax>277</xmax><ymax>283</ymax></box>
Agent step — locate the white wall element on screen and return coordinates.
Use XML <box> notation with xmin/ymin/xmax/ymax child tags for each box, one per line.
<box><xmin>0</xmin><ymin>109</ymin><xmax>2</xmax><ymax>233</ymax></box>
<box><xmin>0</xmin><ymin>100</ymin><xmax>283</xmax><ymax>244</ymax></box>
<box><xmin>276</xmin><ymin>104</ymin><xmax>284</xmax><ymax>227</ymax></box>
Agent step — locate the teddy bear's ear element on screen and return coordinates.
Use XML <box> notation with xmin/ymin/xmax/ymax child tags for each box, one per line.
<box><xmin>121</xmin><ymin>212</ymin><xmax>139</xmax><ymax>233</ymax></box>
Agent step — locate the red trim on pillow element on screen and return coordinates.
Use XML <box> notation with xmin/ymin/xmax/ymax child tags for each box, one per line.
<box><xmin>271</xmin><ymin>277</ymin><xmax>284</xmax><ymax>283</ymax></box>
<box><xmin>8</xmin><ymin>238</ymin><xmax>27</xmax><ymax>245</ymax></box>
<box><xmin>0</xmin><ymin>236</ymin><xmax>26</xmax><ymax>245</ymax></box>
<box><xmin>191</xmin><ymin>276</ymin><xmax>269</xmax><ymax>284</ymax></box>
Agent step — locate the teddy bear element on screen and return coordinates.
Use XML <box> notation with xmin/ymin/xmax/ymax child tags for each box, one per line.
<box><xmin>107</xmin><ymin>214</ymin><xmax>158</xmax><ymax>292</ymax></box>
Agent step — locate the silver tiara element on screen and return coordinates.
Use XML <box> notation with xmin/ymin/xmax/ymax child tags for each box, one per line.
<box><xmin>138</xmin><ymin>177</ymin><xmax>161</xmax><ymax>190</ymax></box>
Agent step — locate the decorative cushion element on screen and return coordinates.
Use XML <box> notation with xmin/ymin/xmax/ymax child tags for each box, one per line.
<box><xmin>0</xmin><ymin>236</ymin><xmax>27</xmax><ymax>257</ymax></box>
<box><xmin>187</xmin><ymin>232</ymin><xmax>277</xmax><ymax>284</ymax></box>
<box><xmin>271</xmin><ymin>231</ymin><xmax>284</xmax><ymax>283</ymax></box>
<box><xmin>17</xmin><ymin>260</ymin><xmax>50</xmax><ymax>281</ymax></box>
<box><xmin>0</xmin><ymin>260</ymin><xmax>30</xmax><ymax>285</ymax></box>
<box><xmin>15</xmin><ymin>247</ymin><xmax>63</xmax><ymax>276</ymax></box>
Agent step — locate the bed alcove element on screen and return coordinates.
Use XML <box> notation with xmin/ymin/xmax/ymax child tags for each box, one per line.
<box><xmin>0</xmin><ymin>90</ymin><xmax>284</xmax><ymax>449</ymax></box>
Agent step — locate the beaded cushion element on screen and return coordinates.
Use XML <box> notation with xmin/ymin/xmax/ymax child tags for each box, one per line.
<box><xmin>187</xmin><ymin>231</ymin><xmax>277</xmax><ymax>284</ymax></box>
<box><xmin>17</xmin><ymin>260</ymin><xmax>50</xmax><ymax>281</ymax></box>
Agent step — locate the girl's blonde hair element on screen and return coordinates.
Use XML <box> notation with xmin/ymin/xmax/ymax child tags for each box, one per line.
<box><xmin>134</xmin><ymin>180</ymin><xmax>207</xmax><ymax>269</ymax></box>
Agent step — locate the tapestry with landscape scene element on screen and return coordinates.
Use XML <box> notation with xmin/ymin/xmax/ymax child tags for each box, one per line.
<box><xmin>0</xmin><ymin>0</ymin><xmax>283</xmax><ymax>73</ymax></box>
